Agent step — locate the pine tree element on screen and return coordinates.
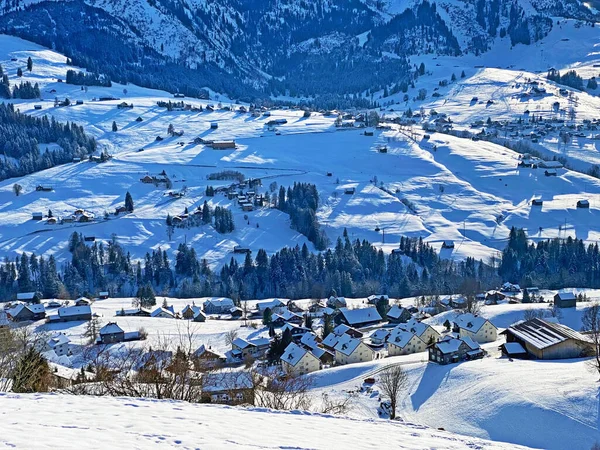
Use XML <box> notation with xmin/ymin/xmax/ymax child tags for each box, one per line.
<box><xmin>17</xmin><ymin>67</ymin><xmax>23</xmax><ymax>77</ymax></box>
<box><xmin>27</xmin><ymin>57</ymin><xmax>33</xmax><ymax>72</ymax></box>
<box><xmin>125</xmin><ymin>191</ymin><xmax>134</xmax><ymax>212</ymax></box>
<box><xmin>112</xmin><ymin>121</ymin><xmax>118</xmax><ymax>132</ymax></box>
<box><xmin>12</xmin><ymin>347</ymin><xmax>51</xmax><ymax>393</ymax></box>
<box><xmin>262</xmin><ymin>307</ymin><xmax>272</xmax><ymax>326</ymax></box>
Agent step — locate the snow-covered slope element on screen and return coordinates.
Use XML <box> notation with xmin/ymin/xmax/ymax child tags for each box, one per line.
<box><xmin>0</xmin><ymin>393</ymin><xmax>535</xmax><ymax>449</ymax></box>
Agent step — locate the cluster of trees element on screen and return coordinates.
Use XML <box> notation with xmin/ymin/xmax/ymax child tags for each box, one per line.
<box><xmin>0</xmin><ymin>103</ymin><xmax>96</xmax><ymax>181</ymax></box>
<box><xmin>276</xmin><ymin>183</ymin><xmax>328</xmax><ymax>251</ymax></box>
<box><xmin>500</xmin><ymin>227</ymin><xmax>600</xmax><ymax>289</ymax></box>
<box><xmin>547</xmin><ymin>69</ymin><xmax>584</xmax><ymax>90</ymax></box>
<box><xmin>11</xmin><ymin>81</ymin><xmax>40</xmax><ymax>99</ymax></box>
<box><xmin>66</xmin><ymin>69</ymin><xmax>111</xmax><ymax>87</ymax></box>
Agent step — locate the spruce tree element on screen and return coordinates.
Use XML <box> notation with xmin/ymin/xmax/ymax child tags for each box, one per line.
<box><xmin>112</xmin><ymin>121</ymin><xmax>118</xmax><ymax>132</ymax></box>
<box><xmin>27</xmin><ymin>57</ymin><xmax>33</xmax><ymax>72</ymax></box>
<box><xmin>125</xmin><ymin>191</ymin><xmax>134</xmax><ymax>212</ymax></box>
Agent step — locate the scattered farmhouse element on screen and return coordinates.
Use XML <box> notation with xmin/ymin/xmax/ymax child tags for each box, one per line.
<box><xmin>150</xmin><ymin>307</ymin><xmax>176</xmax><ymax>319</ymax></box>
<box><xmin>6</xmin><ymin>303</ymin><xmax>46</xmax><ymax>322</ymax></box>
<box><xmin>554</xmin><ymin>292</ymin><xmax>576</xmax><ymax>308</ymax></box>
<box><xmin>501</xmin><ymin>318</ymin><xmax>593</xmax><ymax>360</ymax></box>
<box><xmin>386</xmin><ymin>305</ymin><xmax>412</xmax><ymax>324</ymax></box>
<box><xmin>46</xmin><ymin>305</ymin><xmax>92</xmax><ymax>323</ymax></box>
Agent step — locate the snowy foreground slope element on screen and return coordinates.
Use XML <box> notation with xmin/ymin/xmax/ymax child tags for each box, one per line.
<box><xmin>0</xmin><ymin>393</ymin><xmax>535</xmax><ymax>450</ymax></box>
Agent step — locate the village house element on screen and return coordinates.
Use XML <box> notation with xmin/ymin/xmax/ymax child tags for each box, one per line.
<box><xmin>334</xmin><ymin>334</ymin><xmax>376</xmax><ymax>365</ymax></box>
<box><xmin>181</xmin><ymin>304</ymin><xmax>202</xmax><ymax>320</ymax></box>
<box><xmin>203</xmin><ymin>298</ymin><xmax>235</xmax><ymax>315</ymax></box>
<box><xmin>192</xmin><ymin>345</ymin><xmax>225</xmax><ymax>370</ymax></box>
<box><xmin>501</xmin><ymin>318</ymin><xmax>593</xmax><ymax>359</ymax></box>
<box><xmin>387</xmin><ymin>328</ymin><xmax>427</xmax><ymax>356</ymax></box>
<box><xmin>151</xmin><ymin>307</ymin><xmax>176</xmax><ymax>319</ymax></box>
<box><xmin>37</xmin><ymin>333</ymin><xmax>70</xmax><ymax>357</ymax></box>
<box><xmin>397</xmin><ymin>319</ymin><xmax>440</xmax><ymax>345</ymax></box>
<box><xmin>272</xmin><ymin>310</ymin><xmax>304</xmax><ymax>327</ymax></box>
<box><xmin>386</xmin><ymin>305</ymin><xmax>412</xmax><ymax>324</ymax></box>
<box><xmin>194</xmin><ymin>310</ymin><xmax>207</xmax><ymax>322</ymax></box>
<box><xmin>17</xmin><ymin>292</ymin><xmax>40</xmax><ymax>302</ymax></box>
<box><xmin>98</xmin><ymin>322</ymin><xmax>125</xmax><ymax>344</ymax></box>
<box><xmin>280</xmin><ymin>322</ymin><xmax>312</xmax><ymax>340</ymax></box>
<box><xmin>335</xmin><ymin>307</ymin><xmax>382</xmax><ymax>329</ymax></box>
<box><xmin>554</xmin><ymin>292</ymin><xmax>576</xmax><ymax>308</ymax></box>
<box><xmin>299</xmin><ymin>333</ymin><xmax>334</xmax><ymax>365</ymax></box>
<box><xmin>326</xmin><ymin>296</ymin><xmax>347</xmax><ymax>309</ymax></box>
<box><xmin>6</xmin><ymin>303</ymin><xmax>46</xmax><ymax>322</ymax></box>
<box><xmin>369</xmin><ymin>328</ymin><xmax>390</xmax><ymax>347</ymax></box>
<box><xmin>52</xmin><ymin>305</ymin><xmax>92</xmax><ymax>322</ymax></box>
<box><xmin>281</xmin><ymin>342</ymin><xmax>321</xmax><ymax>375</ymax></box>
<box><xmin>429</xmin><ymin>336</ymin><xmax>484</xmax><ymax>365</ymax></box>
<box><xmin>75</xmin><ymin>297</ymin><xmax>91</xmax><ymax>307</ymax></box>
<box><xmin>201</xmin><ymin>372</ymin><xmax>254</xmax><ymax>405</ymax></box>
<box><xmin>255</xmin><ymin>298</ymin><xmax>286</xmax><ymax>314</ymax></box>
<box><xmin>367</xmin><ymin>294</ymin><xmax>389</xmax><ymax>307</ymax></box>
<box><xmin>231</xmin><ymin>337</ymin><xmax>270</xmax><ymax>360</ymax></box>
<box><xmin>453</xmin><ymin>313</ymin><xmax>498</xmax><ymax>343</ymax></box>
<box><xmin>32</xmin><ymin>212</ymin><xmax>43</xmax><ymax>221</ymax></box>
<box><xmin>116</xmin><ymin>307</ymin><xmax>151</xmax><ymax>317</ymax></box>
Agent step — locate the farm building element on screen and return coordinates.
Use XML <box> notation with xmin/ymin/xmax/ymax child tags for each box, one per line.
<box><xmin>501</xmin><ymin>318</ymin><xmax>592</xmax><ymax>359</ymax></box>
<box><xmin>32</xmin><ymin>212</ymin><xmax>43</xmax><ymax>221</ymax></box>
<box><xmin>554</xmin><ymin>292</ymin><xmax>576</xmax><ymax>308</ymax></box>
<box><xmin>577</xmin><ymin>199</ymin><xmax>590</xmax><ymax>208</ymax></box>
<box><xmin>6</xmin><ymin>303</ymin><xmax>46</xmax><ymax>322</ymax></box>
<box><xmin>211</xmin><ymin>141</ymin><xmax>236</xmax><ymax>149</ymax></box>
<box><xmin>386</xmin><ymin>305</ymin><xmax>412</xmax><ymax>324</ymax></box>
<box><xmin>203</xmin><ymin>298</ymin><xmax>235</xmax><ymax>315</ymax></box>
<box><xmin>48</xmin><ymin>305</ymin><xmax>92</xmax><ymax>322</ymax></box>
<box><xmin>531</xmin><ymin>198</ymin><xmax>543</xmax><ymax>206</ymax></box>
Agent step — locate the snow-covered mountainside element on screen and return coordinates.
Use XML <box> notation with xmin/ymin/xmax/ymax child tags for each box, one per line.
<box><xmin>0</xmin><ymin>0</ymin><xmax>595</xmax><ymax>101</ymax></box>
<box><xmin>0</xmin><ymin>393</ymin><xmax>535</xmax><ymax>449</ymax></box>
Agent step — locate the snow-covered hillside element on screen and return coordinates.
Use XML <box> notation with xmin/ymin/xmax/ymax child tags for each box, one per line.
<box><xmin>3</xmin><ymin>33</ymin><xmax>600</xmax><ymax>267</ymax></box>
<box><xmin>0</xmin><ymin>393</ymin><xmax>535</xmax><ymax>449</ymax></box>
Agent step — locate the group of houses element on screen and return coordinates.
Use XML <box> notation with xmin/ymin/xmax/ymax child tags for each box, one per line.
<box><xmin>37</xmin><ymin>208</ymin><xmax>95</xmax><ymax>225</ymax></box>
<box><xmin>3</xmin><ymin>294</ymin><xmax>108</xmax><ymax>323</ymax></box>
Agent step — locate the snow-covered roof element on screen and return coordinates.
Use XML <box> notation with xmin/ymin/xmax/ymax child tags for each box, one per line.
<box><xmin>181</xmin><ymin>305</ymin><xmax>201</xmax><ymax>315</ymax></box>
<box><xmin>202</xmin><ymin>371</ymin><xmax>253</xmax><ymax>392</ymax></box>
<box><xmin>300</xmin><ymin>333</ymin><xmax>320</xmax><ymax>350</ymax></box>
<box><xmin>99</xmin><ymin>322</ymin><xmax>124</xmax><ymax>335</ymax></box>
<box><xmin>47</xmin><ymin>334</ymin><xmax>70</xmax><ymax>348</ymax></box>
<box><xmin>58</xmin><ymin>305</ymin><xmax>91</xmax><ymax>317</ymax></box>
<box><xmin>454</xmin><ymin>313</ymin><xmax>496</xmax><ymax>333</ymax></box>
<box><xmin>256</xmin><ymin>299</ymin><xmax>285</xmax><ymax>311</ymax></box>
<box><xmin>333</xmin><ymin>323</ymin><xmax>352</xmax><ymax>336</ymax></box>
<box><xmin>232</xmin><ymin>337</ymin><xmax>253</xmax><ymax>349</ymax></box>
<box><xmin>327</xmin><ymin>296</ymin><xmax>347</xmax><ymax>307</ymax></box>
<box><xmin>27</xmin><ymin>304</ymin><xmax>46</xmax><ymax>314</ymax></box>
<box><xmin>503</xmin><ymin>342</ymin><xmax>527</xmax><ymax>355</ymax></box>
<box><xmin>334</xmin><ymin>334</ymin><xmax>367</xmax><ymax>356</ymax></box>
<box><xmin>397</xmin><ymin>319</ymin><xmax>433</xmax><ymax>338</ymax></box>
<box><xmin>277</xmin><ymin>310</ymin><xmax>302</xmax><ymax>321</ymax></box>
<box><xmin>367</xmin><ymin>294</ymin><xmax>388</xmax><ymax>302</ymax></box>
<box><xmin>17</xmin><ymin>292</ymin><xmax>36</xmax><ymax>300</ymax></box>
<box><xmin>204</xmin><ymin>298</ymin><xmax>235</xmax><ymax>308</ymax></box>
<box><xmin>281</xmin><ymin>342</ymin><xmax>315</xmax><ymax>367</ymax></box>
<box><xmin>387</xmin><ymin>305</ymin><xmax>408</xmax><ymax>320</ymax></box>
<box><xmin>322</xmin><ymin>333</ymin><xmax>340</xmax><ymax>348</ymax></box>
<box><xmin>194</xmin><ymin>344</ymin><xmax>225</xmax><ymax>359</ymax></box>
<box><xmin>194</xmin><ymin>310</ymin><xmax>207</xmax><ymax>320</ymax></box>
<box><xmin>388</xmin><ymin>328</ymin><xmax>419</xmax><ymax>348</ymax></box>
<box><xmin>151</xmin><ymin>307</ymin><xmax>174</xmax><ymax>318</ymax></box>
<box><xmin>506</xmin><ymin>318</ymin><xmax>590</xmax><ymax>350</ymax></box>
<box><xmin>338</xmin><ymin>307</ymin><xmax>382</xmax><ymax>326</ymax></box>
<box><xmin>370</xmin><ymin>329</ymin><xmax>390</xmax><ymax>342</ymax></box>
<box><xmin>555</xmin><ymin>292</ymin><xmax>576</xmax><ymax>301</ymax></box>
<box><xmin>435</xmin><ymin>336</ymin><xmax>480</xmax><ymax>354</ymax></box>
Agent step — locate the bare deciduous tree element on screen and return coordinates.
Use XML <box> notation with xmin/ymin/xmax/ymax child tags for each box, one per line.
<box><xmin>225</xmin><ymin>329</ymin><xmax>239</xmax><ymax>347</ymax></box>
<box><xmin>582</xmin><ymin>303</ymin><xmax>600</xmax><ymax>378</ymax></box>
<box><xmin>378</xmin><ymin>365</ymin><xmax>409</xmax><ymax>420</ymax></box>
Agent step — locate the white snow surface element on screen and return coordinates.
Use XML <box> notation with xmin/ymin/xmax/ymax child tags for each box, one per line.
<box><xmin>0</xmin><ymin>393</ymin><xmax>534</xmax><ymax>449</ymax></box>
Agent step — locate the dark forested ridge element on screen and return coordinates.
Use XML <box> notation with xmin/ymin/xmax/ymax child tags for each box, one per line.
<box><xmin>0</xmin><ymin>0</ymin><xmax>568</xmax><ymax>107</ymax></box>
<box><xmin>0</xmin><ymin>103</ymin><xmax>96</xmax><ymax>180</ymax></box>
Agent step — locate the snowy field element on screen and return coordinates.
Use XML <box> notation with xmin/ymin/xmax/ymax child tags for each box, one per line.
<box><xmin>3</xmin><ymin>28</ymin><xmax>600</xmax><ymax>267</ymax></box>
<box><xmin>0</xmin><ymin>393</ymin><xmax>534</xmax><ymax>450</ymax></box>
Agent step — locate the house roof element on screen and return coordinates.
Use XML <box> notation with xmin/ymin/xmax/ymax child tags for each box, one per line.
<box><xmin>503</xmin><ymin>342</ymin><xmax>527</xmax><ymax>355</ymax></box>
<box><xmin>397</xmin><ymin>319</ymin><xmax>434</xmax><ymax>338</ymax></box>
<box><xmin>194</xmin><ymin>344</ymin><xmax>225</xmax><ymax>359</ymax></box>
<box><xmin>182</xmin><ymin>305</ymin><xmax>202</xmax><ymax>315</ymax></box>
<box><xmin>505</xmin><ymin>318</ymin><xmax>590</xmax><ymax>350</ymax></box>
<box><xmin>204</xmin><ymin>298</ymin><xmax>235</xmax><ymax>309</ymax></box>
<box><xmin>387</xmin><ymin>305</ymin><xmax>408</xmax><ymax>320</ymax></box>
<box><xmin>47</xmin><ymin>334</ymin><xmax>70</xmax><ymax>348</ymax></box>
<box><xmin>322</xmin><ymin>333</ymin><xmax>340</xmax><ymax>348</ymax></box>
<box><xmin>300</xmin><ymin>333</ymin><xmax>320</xmax><ymax>350</ymax></box>
<box><xmin>338</xmin><ymin>307</ymin><xmax>382</xmax><ymax>326</ymax></box>
<box><xmin>555</xmin><ymin>292</ymin><xmax>576</xmax><ymax>301</ymax></box>
<box><xmin>256</xmin><ymin>299</ymin><xmax>286</xmax><ymax>311</ymax></box>
<box><xmin>334</xmin><ymin>334</ymin><xmax>367</xmax><ymax>356</ymax></box>
<box><xmin>58</xmin><ymin>305</ymin><xmax>91</xmax><ymax>317</ymax></box>
<box><xmin>388</xmin><ymin>328</ymin><xmax>420</xmax><ymax>348</ymax></box>
<box><xmin>367</xmin><ymin>294</ymin><xmax>388</xmax><ymax>302</ymax></box>
<box><xmin>327</xmin><ymin>296</ymin><xmax>347</xmax><ymax>307</ymax></box>
<box><xmin>281</xmin><ymin>342</ymin><xmax>316</xmax><ymax>367</ymax></box>
<box><xmin>435</xmin><ymin>336</ymin><xmax>480</xmax><ymax>354</ymax></box>
<box><xmin>333</xmin><ymin>323</ymin><xmax>352</xmax><ymax>336</ymax></box>
<box><xmin>99</xmin><ymin>322</ymin><xmax>124</xmax><ymax>335</ymax></box>
<box><xmin>280</xmin><ymin>322</ymin><xmax>310</xmax><ymax>334</ymax></box>
<box><xmin>202</xmin><ymin>371</ymin><xmax>253</xmax><ymax>392</ymax></box>
<box><xmin>370</xmin><ymin>329</ymin><xmax>390</xmax><ymax>341</ymax></box>
<box><xmin>277</xmin><ymin>310</ymin><xmax>302</xmax><ymax>321</ymax></box>
<box><xmin>454</xmin><ymin>313</ymin><xmax>496</xmax><ymax>333</ymax></box>
<box><xmin>17</xmin><ymin>292</ymin><xmax>36</xmax><ymax>300</ymax></box>
<box><xmin>194</xmin><ymin>310</ymin><xmax>207</xmax><ymax>320</ymax></box>
<box><xmin>151</xmin><ymin>307</ymin><xmax>174</xmax><ymax>318</ymax></box>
